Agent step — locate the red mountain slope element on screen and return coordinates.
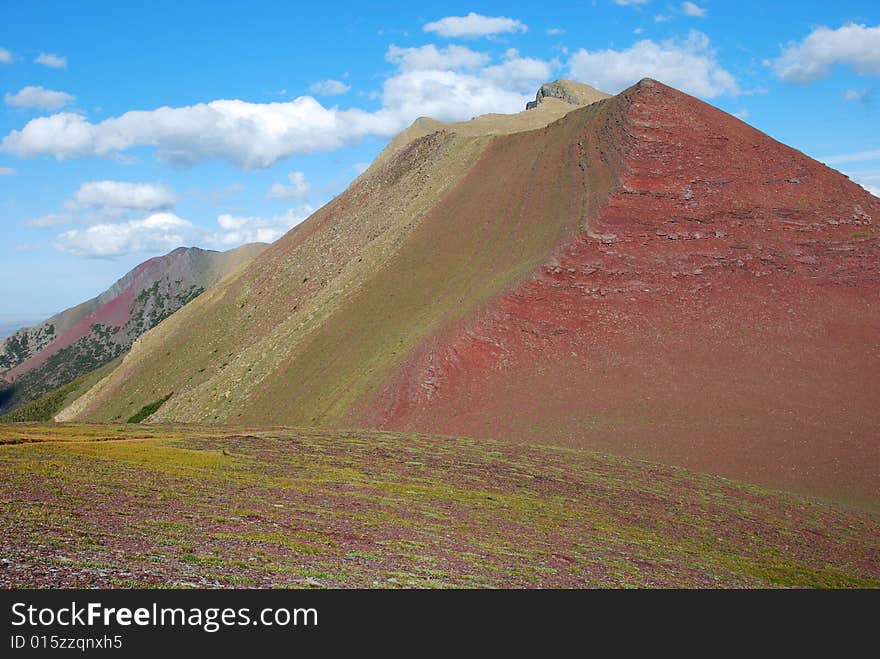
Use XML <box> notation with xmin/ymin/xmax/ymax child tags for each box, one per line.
<box><xmin>357</xmin><ymin>79</ymin><xmax>880</xmax><ymax>503</ymax></box>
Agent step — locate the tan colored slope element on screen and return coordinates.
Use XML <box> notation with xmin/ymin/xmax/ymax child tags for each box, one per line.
<box><xmin>205</xmin><ymin>242</ymin><xmax>270</xmax><ymax>280</ymax></box>
<box><xmin>60</xmin><ymin>132</ymin><xmax>491</xmax><ymax>422</ymax></box>
<box><xmin>61</xmin><ymin>82</ymin><xmax>609</xmax><ymax>425</ymax></box>
<box><xmin>375</xmin><ymin>79</ymin><xmax>609</xmax><ymax>165</ymax></box>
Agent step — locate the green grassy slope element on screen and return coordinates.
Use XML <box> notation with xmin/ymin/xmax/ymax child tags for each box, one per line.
<box><xmin>0</xmin><ymin>424</ymin><xmax>876</xmax><ymax>588</ymax></box>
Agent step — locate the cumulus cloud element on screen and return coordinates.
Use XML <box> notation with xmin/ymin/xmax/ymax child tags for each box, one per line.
<box><xmin>55</xmin><ymin>213</ymin><xmax>197</xmax><ymax>257</ymax></box>
<box><xmin>0</xmin><ymin>98</ymin><xmax>391</xmax><ymax>168</ymax></box>
<box><xmin>35</xmin><ymin>52</ymin><xmax>67</xmax><ymax>69</ymax></box>
<box><xmin>385</xmin><ymin>44</ymin><xmax>490</xmax><ymax>71</ymax></box>
<box><xmin>380</xmin><ymin>44</ymin><xmax>550</xmax><ymax>122</ymax></box>
<box><xmin>483</xmin><ymin>49</ymin><xmax>555</xmax><ymax>91</ymax></box>
<box><xmin>4</xmin><ymin>86</ymin><xmax>75</xmax><ymax>110</ymax></box>
<box><xmin>1</xmin><ymin>43</ymin><xmax>555</xmax><ymax>169</ymax></box>
<box><xmin>53</xmin><ymin>207</ymin><xmax>314</xmax><ymax>258</ymax></box>
<box><xmin>732</xmin><ymin>108</ymin><xmax>750</xmax><ymax>119</ymax></box>
<box><xmin>0</xmin><ymin>166</ymin><xmax>14</xmax><ymax>175</ymax></box>
<box><xmin>309</xmin><ymin>79</ymin><xmax>351</xmax><ymax>96</ymax></box>
<box><xmin>70</xmin><ymin>180</ymin><xmax>178</xmax><ymax>212</ymax></box>
<box><xmin>423</xmin><ymin>12</ymin><xmax>527</xmax><ymax>39</ymax></box>
<box><xmin>26</xmin><ymin>182</ymin><xmax>178</xmax><ymax>228</ymax></box>
<box><xmin>682</xmin><ymin>2</ymin><xmax>706</xmax><ymax>17</ymax></box>
<box><xmin>0</xmin><ymin>48</ymin><xmax>11</xmax><ymax>63</ymax></box>
<box><xmin>208</xmin><ymin>207</ymin><xmax>313</xmax><ymax>247</ymax></box>
<box><xmin>379</xmin><ymin>68</ymin><xmax>528</xmax><ymax>123</ymax></box>
<box><xmin>266</xmin><ymin>171</ymin><xmax>311</xmax><ymax>200</ymax></box>
<box><xmin>568</xmin><ymin>30</ymin><xmax>739</xmax><ymax>97</ymax></box>
<box><xmin>773</xmin><ymin>23</ymin><xmax>880</xmax><ymax>83</ymax></box>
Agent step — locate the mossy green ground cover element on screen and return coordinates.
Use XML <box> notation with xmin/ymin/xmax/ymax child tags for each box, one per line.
<box><xmin>0</xmin><ymin>424</ymin><xmax>876</xmax><ymax>588</ymax></box>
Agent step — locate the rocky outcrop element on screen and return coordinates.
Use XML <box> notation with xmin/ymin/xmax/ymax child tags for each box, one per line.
<box><xmin>526</xmin><ymin>78</ymin><xmax>610</xmax><ymax>110</ymax></box>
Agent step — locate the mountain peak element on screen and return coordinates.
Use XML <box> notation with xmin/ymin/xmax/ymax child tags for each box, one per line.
<box><xmin>526</xmin><ymin>79</ymin><xmax>610</xmax><ymax>110</ymax></box>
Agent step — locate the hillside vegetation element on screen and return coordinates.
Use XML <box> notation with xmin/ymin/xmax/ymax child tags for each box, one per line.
<box><xmin>0</xmin><ymin>244</ymin><xmax>266</xmax><ymax>416</ymax></box>
<box><xmin>0</xmin><ymin>424</ymin><xmax>876</xmax><ymax>588</ymax></box>
<box><xmin>0</xmin><ymin>359</ymin><xmax>121</xmax><ymax>423</ymax></box>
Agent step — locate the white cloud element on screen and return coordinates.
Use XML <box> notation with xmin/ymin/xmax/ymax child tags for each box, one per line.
<box><xmin>35</xmin><ymin>52</ymin><xmax>67</xmax><ymax>69</ymax></box>
<box><xmin>380</xmin><ymin>43</ymin><xmax>553</xmax><ymax>120</ymax></box>
<box><xmin>385</xmin><ymin>44</ymin><xmax>490</xmax><ymax>71</ymax></box>
<box><xmin>379</xmin><ymin>68</ymin><xmax>529</xmax><ymax>122</ymax></box>
<box><xmin>55</xmin><ymin>213</ymin><xmax>197</xmax><ymax>257</ymax></box>
<box><xmin>732</xmin><ymin>108</ymin><xmax>749</xmax><ymax>119</ymax></box>
<box><xmin>353</xmin><ymin>162</ymin><xmax>370</xmax><ymax>174</ymax></box>
<box><xmin>655</xmin><ymin>14</ymin><xmax>671</xmax><ymax>22</ymax></box>
<box><xmin>0</xmin><ymin>98</ymin><xmax>392</xmax><ymax>169</ymax></box>
<box><xmin>568</xmin><ymin>30</ymin><xmax>739</xmax><ymax>97</ymax></box>
<box><xmin>25</xmin><ymin>182</ymin><xmax>177</xmax><ymax>229</ymax></box>
<box><xmin>25</xmin><ymin>212</ymin><xmax>74</xmax><ymax>228</ymax></box>
<box><xmin>546</xmin><ymin>28</ymin><xmax>565</xmax><ymax>36</ymax></box>
<box><xmin>53</xmin><ymin>207</ymin><xmax>314</xmax><ymax>258</ymax></box>
<box><xmin>4</xmin><ymin>86</ymin><xmax>75</xmax><ymax>110</ymax></box>
<box><xmin>309</xmin><ymin>79</ymin><xmax>351</xmax><ymax>96</ymax></box>
<box><xmin>1</xmin><ymin>43</ymin><xmax>554</xmax><ymax>169</ymax></box>
<box><xmin>71</xmin><ymin>181</ymin><xmax>178</xmax><ymax>212</ymax></box>
<box><xmin>820</xmin><ymin>149</ymin><xmax>880</xmax><ymax>165</ymax></box>
<box><xmin>843</xmin><ymin>88</ymin><xmax>877</xmax><ymax>103</ymax></box>
<box><xmin>208</xmin><ymin>207</ymin><xmax>313</xmax><ymax>247</ymax></box>
<box><xmin>614</xmin><ymin>0</ymin><xmax>650</xmax><ymax>5</ymax></box>
<box><xmin>484</xmin><ymin>49</ymin><xmax>556</xmax><ymax>91</ymax></box>
<box><xmin>0</xmin><ymin>166</ymin><xmax>14</xmax><ymax>175</ymax></box>
<box><xmin>850</xmin><ymin>172</ymin><xmax>880</xmax><ymax>197</ymax></box>
<box><xmin>633</xmin><ymin>28</ymin><xmax>645</xmax><ymax>35</ymax></box>
<box><xmin>423</xmin><ymin>12</ymin><xmax>527</xmax><ymax>39</ymax></box>
<box><xmin>0</xmin><ymin>48</ymin><xmax>11</xmax><ymax>63</ymax></box>
<box><xmin>682</xmin><ymin>2</ymin><xmax>706</xmax><ymax>17</ymax></box>
<box><xmin>773</xmin><ymin>23</ymin><xmax>880</xmax><ymax>83</ymax></box>
<box><xmin>266</xmin><ymin>171</ymin><xmax>311</xmax><ymax>200</ymax></box>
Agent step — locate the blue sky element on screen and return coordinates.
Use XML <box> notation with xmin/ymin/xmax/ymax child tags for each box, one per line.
<box><xmin>1</xmin><ymin>0</ymin><xmax>878</xmax><ymax>317</ymax></box>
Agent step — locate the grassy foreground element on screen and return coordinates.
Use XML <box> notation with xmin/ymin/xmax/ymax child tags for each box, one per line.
<box><xmin>0</xmin><ymin>424</ymin><xmax>877</xmax><ymax>588</ymax></box>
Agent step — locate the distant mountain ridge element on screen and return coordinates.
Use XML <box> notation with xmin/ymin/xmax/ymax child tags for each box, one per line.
<box><xmin>0</xmin><ymin>243</ymin><xmax>266</xmax><ymax>415</ymax></box>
